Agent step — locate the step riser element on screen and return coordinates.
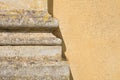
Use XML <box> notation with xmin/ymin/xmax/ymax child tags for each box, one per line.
<box><xmin>0</xmin><ymin>76</ymin><xmax>70</xmax><ymax>80</ymax></box>
<box><xmin>0</xmin><ymin>10</ymin><xmax>58</xmax><ymax>28</ymax></box>
<box><xmin>0</xmin><ymin>66</ymin><xmax>69</xmax><ymax>77</ymax></box>
<box><xmin>0</xmin><ymin>62</ymin><xmax>70</xmax><ymax>80</ymax></box>
<box><xmin>0</xmin><ymin>46</ymin><xmax>62</xmax><ymax>61</ymax></box>
<box><xmin>0</xmin><ymin>32</ymin><xmax>61</xmax><ymax>45</ymax></box>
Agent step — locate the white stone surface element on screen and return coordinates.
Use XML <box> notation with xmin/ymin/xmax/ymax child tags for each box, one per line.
<box><xmin>0</xmin><ymin>32</ymin><xmax>62</xmax><ymax>45</ymax></box>
<box><xmin>0</xmin><ymin>46</ymin><xmax>62</xmax><ymax>60</ymax></box>
<box><xmin>0</xmin><ymin>61</ymin><xmax>70</xmax><ymax>80</ymax></box>
<box><xmin>0</xmin><ymin>10</ymin><xmax>58</xmax><ymax>28</ymax></box>
<box><xmin>0</xmin><ymin>0</ymin><xmax>47</xmax><ymax>11</ymax></box>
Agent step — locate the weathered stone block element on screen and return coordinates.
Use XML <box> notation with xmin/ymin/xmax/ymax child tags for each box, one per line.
<box><xmin>0</xmin><ymin>0</ymin><xmax>47</xmax><ymax>11</ymax></box>
<box><xmin>0</xmin><ymin>32</ymin><xmax>62</xmax><ymax>45</ymax></box>
<box><xmin>0</xmin><ymin>61</ymin><xmax>70</xmax><ymax>80</ymax></box>
<box><xmin>0</xmin><ymin>10</ymin><xmax>58</xmax><ymax>28</ymax></box>
<box><xmin>0</xmin><ymin>0</ymin><xmax>70</xmax><ymax>80</ymax></box>
<box><xmin>0</xmin><ymin>46</ymin><xmax>62</xmax><ymax>61</ymax></box>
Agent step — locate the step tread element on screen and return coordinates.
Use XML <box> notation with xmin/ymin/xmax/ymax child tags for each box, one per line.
<box><xmin>0</xmin><ymin>32</ymin><xmax>62</xmax><ymax>45</ymax></box>
<box><xmin>0</xmin><ymin>10</ymin><xmax>58</xmax><ymax>28</ymax></box>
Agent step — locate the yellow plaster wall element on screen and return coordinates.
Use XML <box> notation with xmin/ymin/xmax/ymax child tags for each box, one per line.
<box><xmin>54</xmin><ymin>0</ymin><xmax>120</xmax><ymax>80</ymax></box>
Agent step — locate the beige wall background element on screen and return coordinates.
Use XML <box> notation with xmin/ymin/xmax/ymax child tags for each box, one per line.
<box><xmin>54</xmin><ymin>0</ymin><xmax>120</xmax><ymax>80</ymax></box>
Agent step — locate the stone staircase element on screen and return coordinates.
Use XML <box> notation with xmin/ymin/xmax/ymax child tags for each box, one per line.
<box><xmin>0</xmin><ymin>10</ymin><xmax>70</xmax><ymax>80</ymax></box>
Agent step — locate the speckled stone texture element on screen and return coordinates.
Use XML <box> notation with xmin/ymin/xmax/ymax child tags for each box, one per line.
<box><xmin>0</xmin><ymin>32</ymin><xmax>62</xmax><ymax>45</ymax></box>
<box><xmin>0</xmin><ymin>46</ymin><xmax>62</xmax><ymax>61</ymax></box>
<box><xmin>0</xmin><ymin>10</ymin><xmax>58</xmax><ymax>28</ymax></box>
<box><xmin>0</xmin><ymin>61</ymin><xmax>70</xmax><ymax>80</ymax></box>
<box><xmin>0</xmin><ymin>0</ymin><xmax>47</xmax><ymax>11</ymax></box>
<box><xmin>0</xmin><ymin>4</ymin><xmax>70</xmax><ymax>79</ymax></box>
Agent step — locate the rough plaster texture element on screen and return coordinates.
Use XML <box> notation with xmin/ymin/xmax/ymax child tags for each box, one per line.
<box><xmin>0</xmin><ymin>32</ymin><xmax>61</xmax><ymax>45</ymax></box>
<box><xmin>0</xmin><ymin>46</ymin><xmax>62</xmax><ymax>61</ymax></box>
<box><xmin>54</xmin><ymin>0</ymin><xmax>120</xmax><ymax>80</ymax></box>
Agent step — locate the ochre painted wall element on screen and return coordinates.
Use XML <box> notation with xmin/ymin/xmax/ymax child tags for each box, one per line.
<box><xmin>54</xmin><ymin>0</ymin><xmax>120</xmax><ymax>80</ymax></box>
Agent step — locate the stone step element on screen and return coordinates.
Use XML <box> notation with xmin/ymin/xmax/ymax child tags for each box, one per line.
<box><xmin>0</xmin><ymin>10</ymin><xmax>58</xmax><ymax>28</ymax></box>
<box><xmin>0</xmin><ymin>61</ymin><xmax>70</xmax><ymax>80</ymax></box>
<box><xmin>0</xmin><ymin>32</ymin><xmax>62</xmax><ymax>45</ymax></box>
<box><xmin>0</xmin><ymin>46</ymin><xmax>62</xmax><ymax>61</ymax></box>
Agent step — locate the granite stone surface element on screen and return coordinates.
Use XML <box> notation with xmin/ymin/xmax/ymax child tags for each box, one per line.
<box><xmin>0</xmin><ymin>32</ymin><xmax>62</xmax><ymax>45</ymax></box>
<box><xmin>0</xmin><ymin>0</ymin><xmax>47</xmax><ymax>11</ymax></box>
<box><xmin>0</xmin><ymin>1</ymin><xmax>70</xmax><ymax>80</ymax></box>
<box><xmin>0</xmin><ymin>46</ymin><xmax>62</xmax><ymax>61</ymax></box>
<box><xmin>0</xmin><ymin>10</ymin><xmax>58</xmax><ymax>28</ymax></box>
<box><xmin>0</xmin><ymin>61</ymin><xmax>70</xmax><ymax>80</ymax></box>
